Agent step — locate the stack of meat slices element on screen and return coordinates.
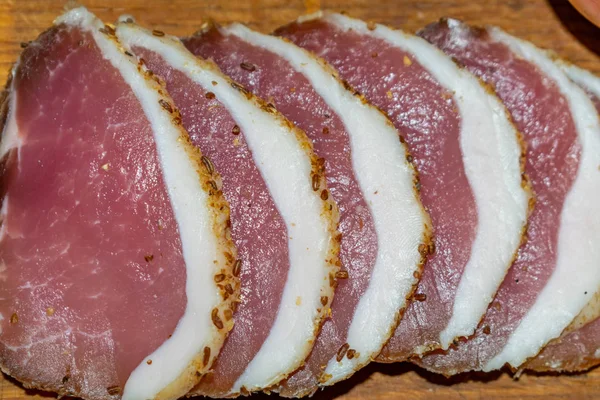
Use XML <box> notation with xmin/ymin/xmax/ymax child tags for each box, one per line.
<box><xmin>0</xmin><ymin>6</ymin><xmax>599</xmax><ymax>400</ymax></box>
<box><xmin>182</xmin><ymin>22</ymin><xmax>433</xmax><ymax>395</ymax></box>
<box><xmin>276</xmin><ymin>12</ymin><xmax>531</xmax><ymax>367</ymax></box>
<box><xmin>184</xmin><ymin>16</ymin><xmax>528</xmax><ymax>396</ymax></box>
<box><xmin>114</xmin><ymin>21</ymin><xmax>345</xmax><ymax>396</ymax></box>
<box><xmin>413</xmin><ymin>18</ymin><xmax>600</xmax><ymax>375</ymax></box>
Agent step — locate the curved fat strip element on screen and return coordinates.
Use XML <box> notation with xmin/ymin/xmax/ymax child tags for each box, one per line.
<box><xmin>562</xmin><ymin>61</ymin><xmax>600</xmax><ymax>111</ymax></box>
<box><xmin>418</xmin><ymin>19</ymin><xmax>600</xmax><ymax>373</ymax></box>
<box><xmin>0</xmin><ymin>7</ymin><xmax>237</xmax><ymax>400</ymax></box>
<box><xmin>277</xmin><ymin>12</ymin><xmax>529</xmax><ymax>360</ymax></box>
<box><xmin>183</xmin><ymin>22</ymin><xmax>430</xmax><ymax>391</ymax></box>
<box><xmin>115</xmin><ymin>22</ymin><xmax>339</xmax><ymax>395</ymax></box>
<box><xmin>523</xmin><ymin>62</ymin><xmax>600</xmax><ymax>373</ymax></box>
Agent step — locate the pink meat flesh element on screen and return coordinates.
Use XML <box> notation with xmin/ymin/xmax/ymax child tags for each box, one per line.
<box><xmin>413</xmin><ymin>20</ymin><xmax>581</xmax><ymax>373</ymax></box>
<box><xmin>524</xmin><ymin>82</ymin><xmax>600</xmax><ymax>373</ymax></box>
<box><xmin>183</xmin><ymin>26</ymin><xmax>378</xmax><ymax>395</ymax></box>
<box><xmin>0</xmin><ymin>24</ymin><xmax>187</xmax><ymax>398</ymax></box>
<box><xmin>130</xmin><ymin>44</ymin><xmax>290</xmax><ymax>395</ymax></box>
<box><xmin>276</xmin><ymin>18</ymin><xmax>478</xmax><ymax>360</ymax></box>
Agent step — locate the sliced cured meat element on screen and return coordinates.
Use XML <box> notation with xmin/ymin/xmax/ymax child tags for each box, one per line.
<box><xmin>277</xmin><ymin>12</ymin><xmax>530</xmax><ymax>362</ymax></box>
<box><xmin>115</xmin><ymin>21</ymin><xmax>340</xmax><ymax>396</ymax></box>
<box><xmin>414</xmin><ymin>19</ymin><xmax>600</xmax><ymax>373</ymax></box>
<box><xmin>0</xmin><ymin>7</ymin><xmax>238</xmax><ymax>400</ymax></box>
<box><xmin>183</xmin><ymin>22</ymin><xmax>431</xmax><ymax>394</ymax></box>
<box><xmin>523</xmin><ymin>63</ymin><xmax>600</xmax><ymax>373</ymax></box>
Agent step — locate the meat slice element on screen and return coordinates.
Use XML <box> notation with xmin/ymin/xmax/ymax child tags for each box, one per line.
<box><xmin>414</xmin><ymin>19</ymin><xmax>600</xmax><ymax>373</ymax></box>
<box><xmin>0</xmin><ymin>7</ymin><xmax>238</xmax><ymax>400</ymax></box>
<box><xmin>523</xmin><ymin>63</ymin><xmax>600</xmax><ymax>373</ymax></box>
<box><xmin>115</xmin><ymin>21</ymin><xmax>340</xmax><ymax>396</ymax></box>
<box><xmin>277</xmin><ymin>12</ymin><xmax>530</xmax><ymax>362</ymax></box>
<box><xmin>183</xmin><ymin>22</ymin><xmax>431</xmax><ymax>395</ymax></box>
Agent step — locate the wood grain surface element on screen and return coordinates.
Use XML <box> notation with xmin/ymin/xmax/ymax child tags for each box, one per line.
<box><xmin>1</xmin><ymin>0</ymin><xmax>599</xmax><ymax>399</ymax></box>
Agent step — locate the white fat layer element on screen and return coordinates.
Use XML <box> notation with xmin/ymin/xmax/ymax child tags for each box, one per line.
<box><xmin>296</xmin><ymin>10</ymin><xmax>324</xmax><ymax>24</ymax></box>
<box><xmin>224</xmin><ymin>24</ymin><xmax>428</xmax><ymax>384</ymax></box>
<box><xmin>0</xmin><ymin>70</ymin><xmax>21</xmax><ymax>160</ymax></box>
<box><xmin>323</xmin><ymin>13</ymin><xmax>529</xmax><ymax>350</ymax></box>
<box><xmin>561</xmin><ymin>62</ymin><xmax>600</xmax><ymax>101</ymax></box>
<box><xmin>116</xmin><ymin>25</ymin><xmax>331</xmax><ymax>392</ymax></box>
<box><xmin>558</xmin><ymin>63</ymin><xmax>600</xmax><ymax>333</ymax></box>
<box><xmin>0</xmin><ymin>75</ymin><xmax>19</xmax><ymax>245</ymax></box>
<box><xmin>484</xmin><ymin>28</ymin><xmax>600</xmax><ymax>371</ymax></box>
<box><xmin>56</xmin><ymin>8</ymin><xmax>223</xmax><ymax>400</ymax></box>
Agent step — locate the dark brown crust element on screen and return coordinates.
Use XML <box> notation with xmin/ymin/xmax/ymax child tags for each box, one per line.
<box><xmin>526</xmin><ymin>360</ymin><xmax>600</xmax><ymax>374</ymax></box>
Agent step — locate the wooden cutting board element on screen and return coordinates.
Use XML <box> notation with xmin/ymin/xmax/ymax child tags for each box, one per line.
<box><xmin>1</xmin><ymin>0</ymin><xmax>599</xmax><ymax>399</ymax></box>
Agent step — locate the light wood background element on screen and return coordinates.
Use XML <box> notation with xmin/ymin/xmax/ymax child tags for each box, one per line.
<box><xmin>1</xmin><ymin>0</ymin><xmax>599</xmax><ymax>399</ymax></box>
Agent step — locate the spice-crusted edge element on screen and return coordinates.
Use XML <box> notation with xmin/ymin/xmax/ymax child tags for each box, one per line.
<box><xmin>124</xmin><ymin>21</ymin><xmax>342</xmax><ymax>397</ymax></box>
<box><xmin>193</xmin><ymin>18</ymin><xmax>439</xmax><ymax>396</ymax></box>
<box><xmin>275</xmin><ymin>13</ymin><xmax>533</xmax><ymax>369</ymax></box>
<box><xmin>184</xmin><ymin>22</ymin><xmax>344</xmax><ymax>399</ymax></box>
<box><xmin>0</xmin><ymin>14</ymin><xmax>240</xmax><ymax>400</ymax></box>
<box><xmin>410</xmin><ymin>77</ymin><xmax>534</xmax><ymax>368</ymax></box>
